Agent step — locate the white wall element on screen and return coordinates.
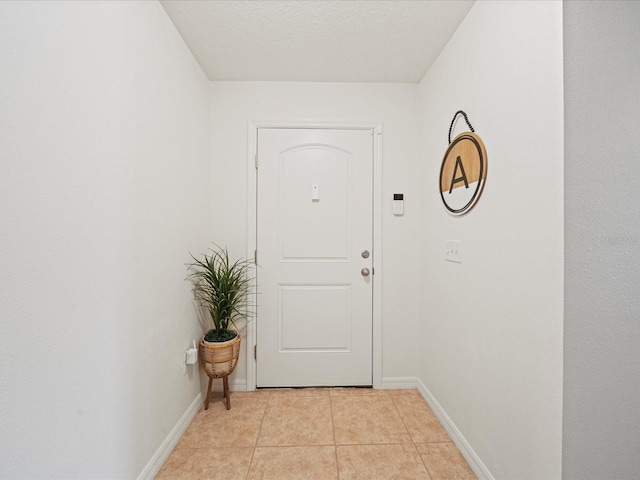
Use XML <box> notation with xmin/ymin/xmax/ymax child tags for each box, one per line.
<box><xmin>417</xmin><ymin>2</ymin><xmax>564</xmax><ymax>479</ymax></box>
<box><xmin>563</xmin><ymin>1</ymin><xmax>640</xmax><ymax>478</ymax></box>
<box><xmin>208</xmin><ymin>82</ymin><xmax>421</xmax><ymax>388</ymax></box>
<box><xmin>0</xmin><ymin>2</ymin><xmax>209</xmax><ymax>478</ymax></box>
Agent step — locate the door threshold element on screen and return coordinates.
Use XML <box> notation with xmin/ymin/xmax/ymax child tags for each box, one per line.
<box><xmin>257</xmin><ymin>385</ymin><xmax>374</xmax><ymax>390</ymax></box>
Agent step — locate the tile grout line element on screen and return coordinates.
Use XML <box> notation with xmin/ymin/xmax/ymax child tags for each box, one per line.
<box><xmin>329</xmin><ymin>393</ymin><xmax>340</xmax><ymax>480</ymax></box>
<box><xmin>244</xmin><ymin>389</ymin><xmax>271</xmax><ymax>480</ymax></box>
<box><xmin>389</xmin><ymin>393</ymin><xmax>435</xmax><ymax>480</ymax></box>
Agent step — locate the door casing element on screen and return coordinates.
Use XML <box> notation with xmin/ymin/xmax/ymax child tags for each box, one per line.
<box><xmin>246</xmin><ymin>119</ymin><xmax>383</xmax><ymax>391</ymax></box>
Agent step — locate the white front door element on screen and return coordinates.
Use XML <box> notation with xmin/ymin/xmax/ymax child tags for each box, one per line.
<box><xmin>256</xmin><ymin>128</ymin><xmax>373</xmax><ymax>387</ymax></box>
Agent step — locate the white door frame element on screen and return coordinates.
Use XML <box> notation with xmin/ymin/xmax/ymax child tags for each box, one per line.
<box><xmin>246</xmin><ymin>119</ymin><xmax>383</xmax><ymax>391</ymax></box>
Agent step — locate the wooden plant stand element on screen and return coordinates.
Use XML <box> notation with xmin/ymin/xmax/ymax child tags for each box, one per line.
<box><xmin>205</xmin><ymin>375</ymin><xmax>232</xmax><ymax>410</ymax></box>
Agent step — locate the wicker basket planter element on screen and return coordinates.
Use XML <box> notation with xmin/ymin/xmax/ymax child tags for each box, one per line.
<box><xmin>200</xmin><ymin>333</ymin><xmax>241</xmax><ymax>410</ymax></box>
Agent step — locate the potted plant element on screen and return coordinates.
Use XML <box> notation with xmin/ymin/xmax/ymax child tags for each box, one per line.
<box><xmin>187</xmin><ymin>245</ymin><xmax>254</xmax><ymax>410</ymax></box>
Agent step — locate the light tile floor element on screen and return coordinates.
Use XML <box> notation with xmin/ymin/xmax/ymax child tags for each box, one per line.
<box><xmin>157</xmin><ymin>388</ymin><xmax>476</xmax><ymax>480</ymax></box>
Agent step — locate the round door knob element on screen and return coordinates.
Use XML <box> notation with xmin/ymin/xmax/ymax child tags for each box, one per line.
<box><xmin>361</xmin><ymin>268</ymin><xmax>370</xmax><ymax>277</ymax></box>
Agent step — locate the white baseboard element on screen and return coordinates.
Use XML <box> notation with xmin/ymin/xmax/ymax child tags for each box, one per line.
<box><xmin>137</xmin><ymin>389</ymin><xmax>204</xmax><ymax>480</ymax></box>
<box><xmin>230</xmin><ymin>378</ymin><xmax>247</xmax><ymax>391</ymax></box>
<box><xmin>416</xmin><ymin>378</ymin><xmax>494</xmax><ymax>480</ymax></box>
<box><xmin>209</xmin><ymin>377</ymin><xmax>247</xmax><ymax>392</ymax></box>
<box><xmin>381</xmin><ymin>376</ymin><xmax>418</xmax><ymax>389</ymax></box>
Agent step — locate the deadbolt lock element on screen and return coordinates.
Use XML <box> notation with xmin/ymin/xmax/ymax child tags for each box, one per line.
<box><xmin>361</xmin><ymin>250</ymin><xmax>370</xmax><ymax>259</ymax></box>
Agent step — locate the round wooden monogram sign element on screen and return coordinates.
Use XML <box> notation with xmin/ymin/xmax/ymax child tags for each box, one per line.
<box><xmin>439</xmin><ymin>129</ymin><xmax>487</xmax><ymax>215</ymax></box>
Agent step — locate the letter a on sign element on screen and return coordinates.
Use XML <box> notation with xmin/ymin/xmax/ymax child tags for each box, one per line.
<box><xmin>449</xmin><ymin>155</ymin><xmax>469</xmax><ymax>193</ymax></box>
<box><xmin>439</xmin><ymin>132</ymin><xmax>488</xmax><ymax>215</ymax></box>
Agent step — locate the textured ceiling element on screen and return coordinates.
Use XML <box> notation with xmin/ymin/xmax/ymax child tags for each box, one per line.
<box><xmin>160</xmin><ymin>0</ymin><xmax>475</xmax><ymax>83</ymax></box>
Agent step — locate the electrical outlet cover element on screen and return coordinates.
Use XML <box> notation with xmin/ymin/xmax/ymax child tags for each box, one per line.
<box><xmin>445</xmin><ymin>240</ymin><xmax>462</xmax><ymax>263</ymax></box>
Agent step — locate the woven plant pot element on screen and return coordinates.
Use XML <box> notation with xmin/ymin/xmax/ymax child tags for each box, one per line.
<box><xmin>199</xmin><ymin>334</ymin><xmax>241</xmax><ymax>379</ymax></box>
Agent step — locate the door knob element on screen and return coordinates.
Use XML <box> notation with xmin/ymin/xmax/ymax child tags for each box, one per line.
<box><xmin>361</xmin><ymin>268</ymin><xmax>370</xmax><ymax>277</ymax></box>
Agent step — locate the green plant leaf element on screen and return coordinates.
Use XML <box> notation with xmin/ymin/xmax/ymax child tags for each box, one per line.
<box><xmin>187</xmin><ymin>244</ymin><xmax>255</xmax><ymax>334</ymax></box>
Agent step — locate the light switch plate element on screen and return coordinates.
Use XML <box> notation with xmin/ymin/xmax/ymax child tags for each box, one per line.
<box><xmin>445</xmin><ymin>240</ymin><xmax>462</xmax><ymax>263</ymax></box>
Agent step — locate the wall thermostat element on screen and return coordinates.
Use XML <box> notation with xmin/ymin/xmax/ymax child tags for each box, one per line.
<box><xmin>393</xmin><ymin>193</ymin><xmax>404</xmax><ymax>216</ymax></box>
